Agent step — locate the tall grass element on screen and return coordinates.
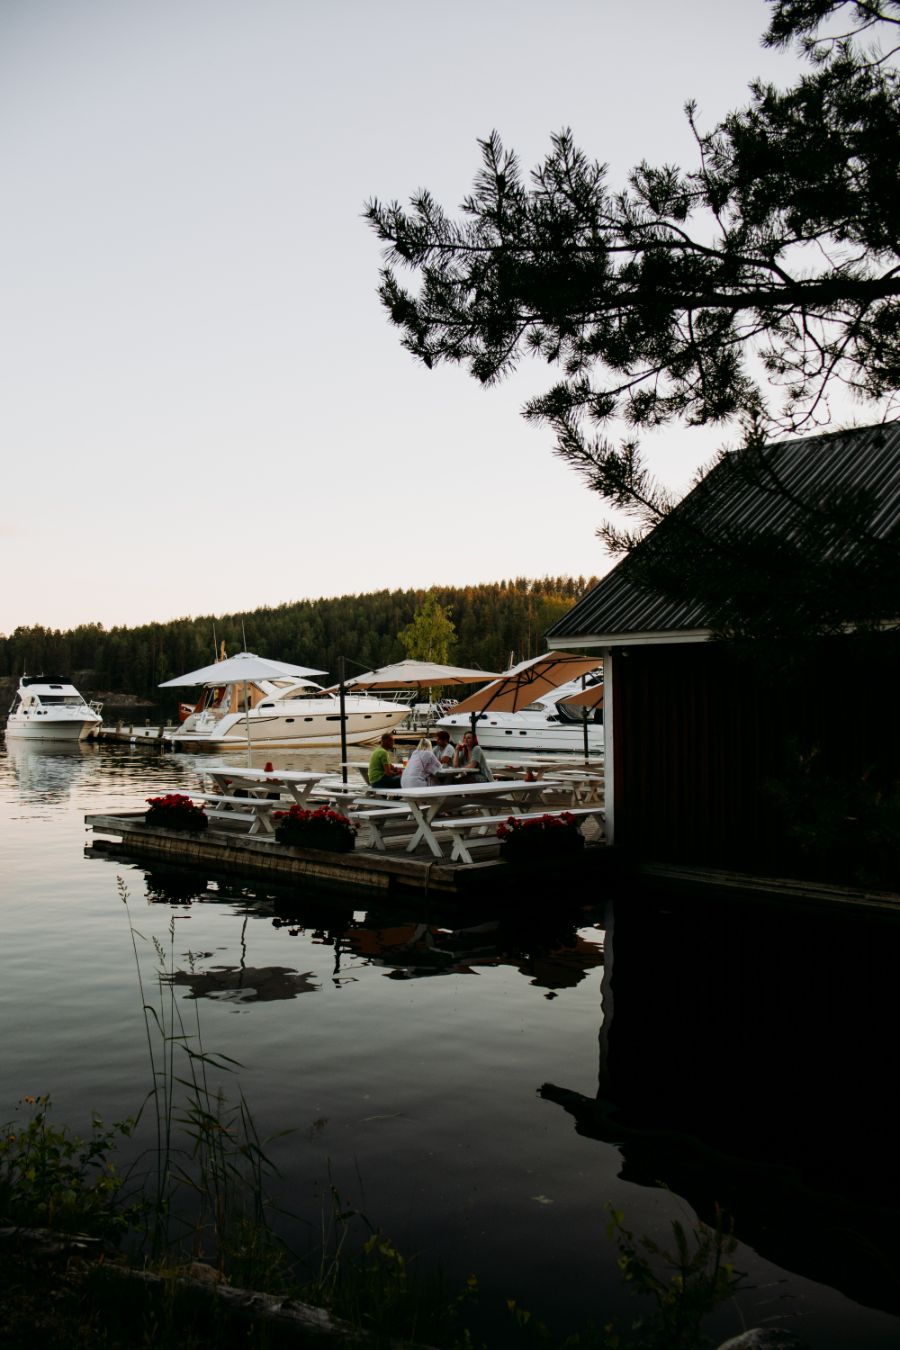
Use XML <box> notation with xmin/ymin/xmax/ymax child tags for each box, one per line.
<box><xmin>119</xmin><ymin>879</ymin><xmax>288</xmax><ymax>1289</ymax></box>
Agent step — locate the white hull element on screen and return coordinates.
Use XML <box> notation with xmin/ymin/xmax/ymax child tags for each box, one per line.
<box><xmin>439</xmin><ymin>717</ymin><xmax>604</xmax><ymax>754</ymax></box>
<box><xmin>168</xmin><ymin>701</ymin><xmax>408</xmax><ymax>750</ymax></box>
<box><xmin>6</xmin><ymin>677</ymin><xmax>103</xmax><ymax>741</ymax></box>
<box><xmin>5</xmin><ymin>717</ymin><xmax>101</xmax><ymax>742</ymax></box>
<box><xmin>438</xmin><ymin>673</ymin><xmax>604</xmax><ymax>753</ymax></box>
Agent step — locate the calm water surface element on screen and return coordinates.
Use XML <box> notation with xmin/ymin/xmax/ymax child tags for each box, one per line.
<box><xmin>1</xmin><ymin>738</ymin><xmax>897</xmax><ymax>1347</ymax></box>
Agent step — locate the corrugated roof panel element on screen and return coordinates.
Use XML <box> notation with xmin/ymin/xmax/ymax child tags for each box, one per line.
<box><xmin>548</xmin><ymin>423</ymin><xmax>900</xmax><ymax>643</ymax></box>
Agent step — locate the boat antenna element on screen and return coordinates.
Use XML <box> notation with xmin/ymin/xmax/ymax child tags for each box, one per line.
<box><xmin>212</xmin><ymin>623</ymin><xmax>218</xmax><ymax>662</ymax></box>
<box><xmin>241</xmin><ymin>618</ymin><xmax>248</xmax><ymax>651</ymax></box>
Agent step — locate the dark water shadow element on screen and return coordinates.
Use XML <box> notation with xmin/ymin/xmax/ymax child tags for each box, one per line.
<box><xmin>541</xmin><ymin>883</ymin><xmax>900</xmax><ymax>1318</ymax></box>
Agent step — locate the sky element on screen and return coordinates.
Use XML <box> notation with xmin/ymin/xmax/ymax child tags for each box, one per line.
<box><xmin>0</xmin><ymin>0</ymin><xmax>805</xmax><ymax>634</ymax></box>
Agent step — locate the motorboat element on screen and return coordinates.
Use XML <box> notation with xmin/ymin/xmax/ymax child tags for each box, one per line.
<box><xmin>5</xmin><ymin>675</ymin><xmax>103</xmax><ymax>741</ymax></box>
<box><xmin>437</xmin><ymin>674</ymin><xmax>604</xmax><ymax>753</ymax></box>
<box><xmin>166</xmin><ymin>675</ymin><xmax>410</xmax><ymax>750</ymax></box>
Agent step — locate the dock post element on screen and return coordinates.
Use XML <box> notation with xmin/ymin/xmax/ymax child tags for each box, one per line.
<box><xmin>339</xmin><ymin>656</ymin><xmax>349</xmax><ymax>784</ymax></box>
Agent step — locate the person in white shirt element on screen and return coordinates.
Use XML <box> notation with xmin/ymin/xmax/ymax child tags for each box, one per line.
<box><xmin>401</xmin><ymin>737</ymin><xmax>442</xmax><ymax>787</ymax></box>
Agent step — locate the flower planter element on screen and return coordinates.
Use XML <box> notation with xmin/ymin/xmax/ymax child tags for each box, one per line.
<box><xmin>144</xmin><ymin>794</ymin><xmax>208</xmax><ymax>833</ymax></box>
<box><xmin>274</xmin><ymin>805</ymin><xmax>356</xmax><ymax>853</ymax></box>
<box><xmin>497</xmin><ymin>812</ymin><xmax>584</xmax><ymax>868</ymax></box>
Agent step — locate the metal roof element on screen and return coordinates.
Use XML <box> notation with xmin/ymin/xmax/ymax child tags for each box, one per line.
<box><xmin>547</xmin><ymin>422</ymin><xmax>900</xmax><ymax>646</ymax></box>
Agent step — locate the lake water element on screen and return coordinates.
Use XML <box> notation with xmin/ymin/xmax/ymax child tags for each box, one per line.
<box><xmin>1</xmin><ymin>737</ymin><xmax>898</xmax><ymax>1347</ymax></box>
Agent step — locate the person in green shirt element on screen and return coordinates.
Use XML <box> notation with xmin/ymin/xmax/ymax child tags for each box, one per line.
<box><xmin>368</xmin><ymin>733</ymin><xmax>403</xmax><ymax>788</ymax></box>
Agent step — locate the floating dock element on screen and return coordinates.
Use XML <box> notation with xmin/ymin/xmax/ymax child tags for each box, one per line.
<box><xmin>85</xmin><ymin>811</ymin><xmax>610</xmax><ymax>899</ymax></box>
<box><xmin>98</xmin><ymin>723</ymin><xmax>429</xmax><ymax>747</ymax></box>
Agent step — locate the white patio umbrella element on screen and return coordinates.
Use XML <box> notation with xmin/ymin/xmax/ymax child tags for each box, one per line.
<box><xmin>340</xmin><ymin>659</ymin><xmax>501</xmax><ymax>690</ymax></box>
<box><xmin>159</xmin><ymin>651</ymin><xmax>328</xmax><ymax>765</ymax></box>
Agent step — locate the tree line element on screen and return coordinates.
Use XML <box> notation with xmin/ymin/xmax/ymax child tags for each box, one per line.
<box><xmin>0</xmin><ymin>577</ymin><xmax>594</xmax><ymax>702</ymax></box>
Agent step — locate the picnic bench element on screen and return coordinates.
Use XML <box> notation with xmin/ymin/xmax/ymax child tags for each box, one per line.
<box><xmin>344</xmin><ymin>778</ymin><xmax>572</xmax><ymax>858</ymax></box>
<box><xmin>191</xmin><ymin>793</ymin><xmax>285</xmax><ymax>835</ymax></box>
<box><xmin>430</xmin><ymin>806</ymin><xmax>605</xmax><ymax>863</ymax></box>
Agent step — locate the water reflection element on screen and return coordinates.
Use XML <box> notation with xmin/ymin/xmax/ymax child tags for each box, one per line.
<box><xmin>139</xmin><ymin>865</ymin><xmax>605</xmax><ymax>1004</ymax></box>
<box><xmin>144</xmin><ymin>869</ymin><xmax>209</xmax><ymax>905</ymax></box>
<box><xmin>271</xmin><ymin>905</ymin><xmax>604</xmax><ymax>992</ymax></box>
<box><xmin>165</xmin><ymin>964</ymin><xmax>321</xmax><ymax>1002</ymax></box>
<box><xmin>541</xmin><ymin>887</ymin><xmax>900</xmax><ymax>1319</ymax></box>
<box><xmin>3</xmin><ymin>738</ymin><xmax>100</xmax><ymax>803</ymax></box>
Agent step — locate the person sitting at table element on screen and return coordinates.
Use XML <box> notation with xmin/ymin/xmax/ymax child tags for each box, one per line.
<box><xmin>432</xmin><ymin>728</ymin><xmax>454</xmax><ymax>766</ymax></box>
<box><xmin>401</xmin><ymin>737</ymin><xmax>442</xmax><ymax>787</ymax></box>
<box><xmin>454</xmin><ymin>730</ymin><xmax>492</xmax><ymax>781</ymax></box>
<box><xmin>368</xmin><ymin>733</ymin><xmax>403</xmax><ymax>789</ymax></box>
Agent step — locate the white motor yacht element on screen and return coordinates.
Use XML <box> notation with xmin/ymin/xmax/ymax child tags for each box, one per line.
<box><xmin>437</xmin><ymin>675</ymin><xmax>604</xmax><ymax>753</ymax></box>
<box><xmin>5</xmin><ymin>675</ymin><xmax>103</xmax><ymax>741</ymax></box>
<box><xmin>167</xmin><ymin>675</ymin><xmax>409</xmax><ymax>750</ymax></box>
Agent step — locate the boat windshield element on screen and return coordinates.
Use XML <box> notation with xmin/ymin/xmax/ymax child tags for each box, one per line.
<box><xmin>36</xmin><ymin>695</ymin><xmax>86</xmax><ymax>706</ymax></box>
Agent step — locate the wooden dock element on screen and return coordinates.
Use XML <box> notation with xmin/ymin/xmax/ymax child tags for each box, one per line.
<box><xmin>85</xmin><ymin>811</ymin><xmax>608</xmax><ymax>899</ymax></box>
<box><xmin>99</xmin><ymin>722</ymin><xmax>174</xmax><ymax>744</ymax></box>
<box><xmin>98</xmin><ymin>724</ymin><xmax>429</xmax><ymax>747</ymax></box>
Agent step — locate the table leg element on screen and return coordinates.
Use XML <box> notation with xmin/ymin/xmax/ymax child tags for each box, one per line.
<box><xmin>405</xmin><ymin>800</ymin><xmax>446</xmax><ymax>857</ymax></box>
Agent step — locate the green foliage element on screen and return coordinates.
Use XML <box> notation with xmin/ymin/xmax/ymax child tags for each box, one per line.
<box><xmin>0</xmin><ymin>1095</ymin><xmax>138</xmax><ymax>1240</ymax></box>
<box><xmin>0</xmin><ymin>577</ymin><xmax>594</xmax><ymax>700</ymax></box>
<box><xmin>603</xmin><ymin>1205</ymin><xmax>747</xmax><ymax>1350</ymax></box>
<box><xmin>366</xmin><ymin>1</ymin><xmax>900</xmax><ymax>526</ymax></box>
<box><xmin>398</xmin><ymin>588</ymin><xmax>457</xmax><ymax>663</ymax></box>
<box><xmin>505</xmin><ymin>1206</ymin><xmax>748</xmax><ymax>1350</ymax></box>
<box><xmin>301</xmin><ymin>1185</ymin><xmax>478</xmax><ymax>1347</ymax></box>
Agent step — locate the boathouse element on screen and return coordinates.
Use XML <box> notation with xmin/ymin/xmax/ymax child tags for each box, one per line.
<box><xmin>546</xmin><ymin>423</ymin><xmax>900</xmax><ymax>886</ymax></box>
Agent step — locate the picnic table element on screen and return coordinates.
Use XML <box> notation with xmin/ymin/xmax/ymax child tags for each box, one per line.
<box><xmin>195</xmin><ymin>767</ymin><xmax>330</xmax><ymax>835</ymax></box>
<box><xmin>350</xmin><ymin>778</ymin><xmax>570</xmax><ymax>859</ymax></box>
<box><xmin>487</xmin><ymin>760</ymin><xmax>604</xmax><ymax>803</ymax></box>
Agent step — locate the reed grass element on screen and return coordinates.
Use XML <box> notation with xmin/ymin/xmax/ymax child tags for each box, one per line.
<box><xmin>118</xmin><ymin>879</ymin><xmax>289</xmax><ymax>1290</ymax></box>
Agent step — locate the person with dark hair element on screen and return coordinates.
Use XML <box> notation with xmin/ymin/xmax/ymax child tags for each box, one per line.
<box><xmin>368</xmin><ymin>732</ymin><xmax>403</xmax><ymax>789</ymax></box>
<box><xmin>453</xmin><ymin>730</ymin><xmax>492</xmax><ymax>782</ymax></box>
<box><xmin>432</xmin><ymin>728</ymin><xmax>454</xmax><ymax>766</ymax></box>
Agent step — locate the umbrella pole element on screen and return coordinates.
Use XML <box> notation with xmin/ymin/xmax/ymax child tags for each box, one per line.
<box><xmin>339</xmin><ymin>656</ymin><xmax>348</xmax><ymax>784</ymax></box>
<box><xmin>582</xmin><ymin>674</ymin><xmax>589</xmax><ymax>762</ymax></box>
<box><xmin>244</xmin><ymin>680</ymin><xmax>252</xmax><ymax>767</ymax></box>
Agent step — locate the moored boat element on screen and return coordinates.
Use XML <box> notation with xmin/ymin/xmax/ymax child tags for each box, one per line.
<box><xmin>166</xmin><ymin>674</ymin><xmax>409</xmax><ymax>750</ymax></box>
<box><xmin>437</xmin><ymin>674</ymin><xmax>604</xmax><ymax>753</ymax></box>
<box><xmin>5</xmin><ymin>675</ymin><xmax>103</xmax><ymax>741</ymax></box>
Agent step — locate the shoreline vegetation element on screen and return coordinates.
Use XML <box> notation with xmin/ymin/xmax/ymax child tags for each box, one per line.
<box><xmin>0</xmin><ymin>887</ymin><xmax>762</xmax><ymax>1350</ymax></box>
<box><xmin>0</xmin><ymin>578</ymin><xmax>595</xmax><ymax>710</ymax></box>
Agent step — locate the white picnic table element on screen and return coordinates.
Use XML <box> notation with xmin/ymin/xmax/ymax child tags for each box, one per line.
<box><xmin>340</xmin><ymin>759</ymin><xmax>476</xmax><ymax>785</ymax></box>
<box><xmin>486</xmin><ymin>760</ymin><xmax>604</xmax><ymax>803</ymax></box>
<box><xmin>352</xmin><ymin>778</ymin><xmax>569</xmax><ymax>858</ymax></box>
<box><xmin>195</xmin><ymin>767</ymin><xmax>330</xmax><ymax>835</ymax></box>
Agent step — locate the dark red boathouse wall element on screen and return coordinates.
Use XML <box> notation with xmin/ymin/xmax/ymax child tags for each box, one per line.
<box><xmin>610</xmin><ymin>640</ymin><xmax>900</xmax><ymax>871</ymax></box>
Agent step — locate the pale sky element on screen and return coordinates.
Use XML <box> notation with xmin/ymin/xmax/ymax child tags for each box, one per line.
<box><xmin>1</xmin><ymin>0</ymin><xmax>805</xmax><ymax>634</ymax></box>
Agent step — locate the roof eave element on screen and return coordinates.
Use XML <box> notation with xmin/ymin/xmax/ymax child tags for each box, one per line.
<box><xmin>549</xmin><ymin>628</ymin><xmax>713</xmax><ymax>651</ymax></box>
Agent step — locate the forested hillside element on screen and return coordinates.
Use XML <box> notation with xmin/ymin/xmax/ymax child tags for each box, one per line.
<box><xmin>0</xmin><ymin>578</ymin><xmax>593</xmax><ymax>701</ymax></box>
